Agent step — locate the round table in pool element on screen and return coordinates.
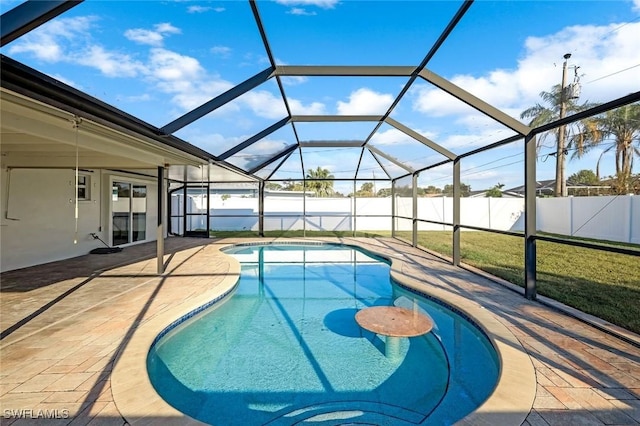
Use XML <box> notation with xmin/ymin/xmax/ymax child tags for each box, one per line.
<box><xmin>355</xmin><ymin>306</ymin><xmax>434</xmax><ymax>360</ymax></box>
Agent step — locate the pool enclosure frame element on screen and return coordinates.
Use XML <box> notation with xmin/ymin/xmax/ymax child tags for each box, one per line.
<box><xmin>1</xmin><ymin>0</ymin><xmax>639</xmax><ymax>302</ymax></box>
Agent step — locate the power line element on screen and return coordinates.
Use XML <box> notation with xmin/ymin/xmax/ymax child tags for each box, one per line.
<box><xmin>584</xmin><ymin>63</ymin><xmax>640</xmax><ymax>84</ymax></box>
<box><xmin>600</xmin><ymin>16</ymin><xmax>640</xmax><ymax>38</ymax></box>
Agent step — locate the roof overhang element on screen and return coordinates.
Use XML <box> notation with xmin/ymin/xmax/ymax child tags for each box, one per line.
<box><xmin>1</xmin><ymin>88</ymin><xmax>207</xmax><ymax>169</ymax></box>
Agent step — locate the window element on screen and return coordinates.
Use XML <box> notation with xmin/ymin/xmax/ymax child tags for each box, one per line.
<box><xmin>77</xmin><ymin>174</ymin><xmax>90</xmax><ymax>200</ymax></box>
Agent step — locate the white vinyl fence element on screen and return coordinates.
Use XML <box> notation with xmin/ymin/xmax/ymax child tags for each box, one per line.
<box><xmin>174</xmin><ymin>194</ymin><xmax>639</xmax><ymax>244</ymax></box>
<box><xmin>535</xmin><ymin>195</ymin><xmax>639</xmax><ymax>244</ymax></box>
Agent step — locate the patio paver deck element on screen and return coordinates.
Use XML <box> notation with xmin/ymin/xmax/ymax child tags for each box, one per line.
<box><xmin>1</xmin><ymin>237</ymin><xmax>639</xmax><ymax>425</ymax></box>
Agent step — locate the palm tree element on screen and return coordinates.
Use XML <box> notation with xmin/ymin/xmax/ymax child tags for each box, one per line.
<box><xmin>305</xmin><ymin>167</ymin><xmax>335</xmax><ymax>197</ymax></box>
<box><xmin>571</xmin><ymin>103</ymin><xmax>640</xmax><ymax>193</ymax></box>
<box><xmin>520</xmin><ymin>84</ymin><xmax>591</xmax><ymax>196</ymax></box>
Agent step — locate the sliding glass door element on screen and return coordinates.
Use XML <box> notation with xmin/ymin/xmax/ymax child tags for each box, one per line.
<box><xmin>112</xmin><ymin>181</ymin><xmax>147</xmax><ymax>246</ymax></box>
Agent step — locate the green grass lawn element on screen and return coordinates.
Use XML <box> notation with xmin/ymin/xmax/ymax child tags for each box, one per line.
<box><xmin>399</xmin><ymin>230</ymin><xmax>640</xmax><ymax>334</ymax></box>
<box><xmin>209</xmin><ymin>228</ymin><xmax>640</xmax><ymax>334</ymax></box>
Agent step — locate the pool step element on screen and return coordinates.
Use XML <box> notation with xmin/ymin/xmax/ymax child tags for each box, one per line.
<box><xmin>265</xmin><ymin>401</ymin><xmax>423</xmax><ymax>425</ymax></box>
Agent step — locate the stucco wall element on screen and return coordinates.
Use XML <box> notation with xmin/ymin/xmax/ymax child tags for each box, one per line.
<box><xmin>1</xmin><ymin>168</ymin><xmax>159</xmax><ymax>272</ymax></box>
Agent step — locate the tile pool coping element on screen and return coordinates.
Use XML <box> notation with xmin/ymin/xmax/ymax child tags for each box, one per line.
<box><xmin>111</xmin><ymin>239</ymin><xmax>536</xmax><ymax>425</ymax></box>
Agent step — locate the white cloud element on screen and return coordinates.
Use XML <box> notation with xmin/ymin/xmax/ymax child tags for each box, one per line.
<box><xmin>240</xmin><ymin>52</ymin><xmax>271</xmax><ymax>68</ymax></box>
<box><xmin>439</xmin><ymin>127</ymin><xmax>516</xmax><ymax>150</ymax></box>
<box><xmin>155</xmin><ymin>23</ymin><xmax>181</xmax><ymax>34</ymax></box>
<box><xmin>250</xmin><ymin>139</ymin><xmax>290</xmax><ymax>154</ymax></box>
<box><xmin>124</xmin><ymin>29</ymin><xmax>164</xmax><ymax>46</ymax></box>
<box><xmin>213</xmin><ymin>7</ymin><xmax>226</xmax><ymax>12</ymax></box>
<box><xmin>9</xmin><ymin>37</ymin><xmax>64</xmax><ymax>62</ymax></box>
<box><xmin>288</xmin><ymin>98</ymin><xmax>326</xmax><ymax>115</ymax></box>
<box><xmin>75</xmin><ymin>45</ymin><xmax>147</xmax><ymax>77</ymax></box>
<box><xmin>241</xmin><ymin>90</ymin><xmax>289</xmax><ymax>119</ymax></box>
<box><xmin>211</xmin><ymin>46</ymin><xmax>232</xmax><ymax>57</ymax></box>
<box><xmin>275</xmin><ymin>0</ymin><xmax>339</xmax><ymax>9</ymax></box>
<box><xmin>160</xmin><ymin>79</ymin><xmax>232</xmax><ymax>112</ymax></box>
<box><xmin>187</xmin><ymin>5</ymin><xmax>212</xmax><ymax>13</ymax></box>
<box><xmin>182</xmin><ymin>132</ymin><xmax>243</xmax><ymax>156</ymax></box>
<box><xmin>8</xmin><ymin>16</ymin><xmax>96</xmax><ymax>62</ymax></box>
<box><xmin>147</xmin><ymin>48</ymin><xmax>234</xmax><ymax>111</ymax></box>
<box><xmin>337</xmin><ymin>88</ymin><xmax>393</xmax><ymax>115</ymax></box>
<box><xmin>633</xmin><ymin>0</ymin><xmax>640</xmax><ymax>11</ymax></box>
<box><xmin>149</xmin><ymin>48</ymin><xmax>203</xmax><ymax>81</ymax></box>
<box><xmin>516</xmin><ymin>22</ymin><xmax>640</xmax><ymax>104</ymax></box>
<box><xmin>124</xmin><ymin>23</ymin><xmax>180</xmax><ymax>46</ymax></box>
<box><xmin>5</xmin><ymin>11</ymin><xmax>287</xmax><ymax>129</ymax></box>
<box><xmin>287</xmin><ymin>8</ymin><xmax>317</xmax><ymax>16</ymax></box>
<box><xmin>124</xmin><ymin>93</ymin><xmax>152</xmax><ymax>103</ymax></box>
<box><xmin>281</xmin><ymin>76</ymin><xmax>309</xmax><ymax>85</ymax></box>
<box><xmin>412</xmin><ymin>20</ymin><xmax>640</xmax><ymax>121</ymax></box>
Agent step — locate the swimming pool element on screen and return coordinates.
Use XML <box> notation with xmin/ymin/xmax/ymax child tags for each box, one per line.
<box><xmin>147</xmin><ymin>243</ymin><xmax>500</xmax><ymax>425</ymax></box>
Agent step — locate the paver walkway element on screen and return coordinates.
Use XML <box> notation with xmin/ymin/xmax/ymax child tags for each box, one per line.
<box><xmin>0</xmin><ymin>237</ymin><xmax>638</xmax><ymax>425</ymax></box>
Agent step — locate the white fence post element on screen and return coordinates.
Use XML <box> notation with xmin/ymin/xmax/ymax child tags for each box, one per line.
<box><xmin>628</xmin><ymin>195</ymin><xmax>634</xmax><ymax>244</ymax></box>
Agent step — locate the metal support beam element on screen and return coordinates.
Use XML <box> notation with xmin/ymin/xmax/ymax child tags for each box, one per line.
<box><xmin>291</xmin><ymin>115</ymin><xmax>383</xmax><ymax>122</ymax></box>
<box><xmin>205</xmin><ymin>180</ymin><xmax>211</xmax><ymax>237</ymax></box>
<box><xmin>412</xmin><ymin>173</ymin><xmax>418</xmax><ymax>247</ymax></box>
<box><xmin>533</xmin><ymin>91</ymin><xmax>640</xmax><ymax>135</ymax></box>
<box><xmin>249</xmin><ymin>0</ymin><xmax>296</xmax><ymax>147</ymax></box>
<box><xmin>524</xmin><ymin>133</ymin><xmax>537</xmax><ymax>300</ymax></box>
<box><xmin>418</xmin><ymin>69</ymin><xmax>531</xmax><ymax>136</ymax></box>
<box><xmin>274</xmin><ymin>65</ymin><xmax>415</xmax><ymax>77</ymax></box>
<box><xmin>157</xmin><ymin>166</ymin><xmax>165</xmax><ymax>274</ymax></box>
<box><xmin>353</xmin><ymin>180</ymin><xmax>357</xmax><ymax>237</ymax></box>
<box><xmin>249</xmin><ymin>0</ymin><xmax>276</xmax><ymax>68</ymax></box>
<box><xmin>354</xmin><ymin>147</ymin><xmax>366</xmax><ymax>179</ymax></box>
<box><xmin>259</xmin><ymin>180</ymin><xmax>265</xmax><ymax>237</ymax></box>
<box><xmin>452</xmin><ymin>158</ymin><xmax>461</xmax><ymax>266</ymax></box>
<box><xmin>264</xmin><ymin>150</ymin><xmax>294</xmax><ymax>181</ymax></box>
<box><xmin>248</xmin><ymin>144</ymin><xmax>298</xmax><ymax>175</ymax></box>
<box><xmin>160</xmin><ymin>67</ymin><xmax>274</xmax><ymax>134</ymax></box>
<box><xmin>391</xmin><ymin>181</ymin><xmax>396</xmax><ymax>237</ymax></box>
<box><xmin>303</xmin><ymin>180</ymin><xmax>307</xmax><ymax>237</ymax></box>
<box><xmin>368</xmin><ymin>146</ymin><xmax>414</xmax><ymax>173</ymax></box>
<box><xmin>298</xmin><ymin>146</ymin><xmax>305</xmax><ymax>179</ymax></box>
<box><xmin>1</xmin><ymin>0</ymin><xmax>82</xmax><ymax>47</ymax></box>
<box><xmin>299</xmin><ymin>141</ymin><xmax>364</xmax><ymax>148</ymax></box>
<box><xmin>370</xmin><ymin>150</ymin><xmax>391</xmax><ymax>179</ymax></box>
<box><xmin>218</xmin><ymin>117</ymin><xmax>289</xmax><ymax>160</ymax></box>
<box><xmin>362</xmin><ymin>0</ymin><xmax>475</xmax><ymax>147</ymax></box>
<box><xmin>385</xmin><ymin>117</ymin><xmax>456</xmax><ymax>160</ymax></box>
<box><xmin>182</xmin><ymin>174</ymin><xmax>187</xmax><ymax>237</ymax></box>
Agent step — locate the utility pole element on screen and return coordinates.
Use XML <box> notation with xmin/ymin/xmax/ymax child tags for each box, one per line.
<box><xmin>556</xmin><ymin>53</ymin><xmax>571</xmax><ymax>197</ymax></box>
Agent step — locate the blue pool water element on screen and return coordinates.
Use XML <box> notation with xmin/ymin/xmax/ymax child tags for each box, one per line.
<box><xmin>147</xmin><ymin>243</ymin><xmax>499</xmax><ymax>425</ymax></box>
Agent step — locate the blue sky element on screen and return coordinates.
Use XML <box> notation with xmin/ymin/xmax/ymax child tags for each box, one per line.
<box><xmin>2</xmin><ymin>0</ymin><xmax>639</xmax><ymax>194</ymax></box>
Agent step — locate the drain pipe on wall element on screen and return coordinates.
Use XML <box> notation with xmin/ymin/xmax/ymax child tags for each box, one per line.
<box><xmin>3</xmin><ymin>168</ymin><xmax>20</xmax><ymax>222</ymax></box>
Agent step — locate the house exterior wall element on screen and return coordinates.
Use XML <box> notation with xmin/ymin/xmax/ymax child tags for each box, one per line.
<box><xmin>1</xmin><ymin>168</ymin><xmax>159</xmax><ymax>272</ymax></box>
